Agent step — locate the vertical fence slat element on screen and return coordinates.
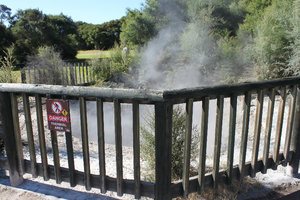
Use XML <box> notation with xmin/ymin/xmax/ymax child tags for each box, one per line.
<box><xmin>114</xmin><ymin>99</ymin><xmax>123</xmax><ymax>196</ymax></box>
<box><xmin>198</xmin><ymin>97</ymin><xmax>209</xmax><ymax>194</ymax></box>
<box><xmin>262</xmin><ymin>88</ymin><xmax>276</xmax><ymax>173</ymax></box>
<box><xmin>290</xmin><ymin>86</ymin><xmax>300</xmax><ymax>176</ymax></box>
<box><xmin>97</xmin><ymin>98</ymin><xmax>106</xmax><ymax>193</ymax></box>
<box><xmin>213</xmin><ymin>96</ymin><xmax>224</xmax><ymax>189</ymax></box>
<box><xmin>23</xmin><ymin>93</ymin><xmax>37</xmax><ymax>177</ymax></box>
<box><xmin>133</xmin><ymin>101</ymin><xmax>141</xmax><ymax>199</ymax></box>
<box><xmin>79</xmin><ymin>63</ymin><xmax>82</xmax><ymax>84</ymax></box>
<box><xmin>239</xmin><ymin>91</ymin><xmax>251</xmax><ymax>178</ymax></box>
<box><xmin>35</xmin><ymin>94</ymin><xmax>49</xmax><ymax>181</ymax></box>
<box><xmin>51</xmin><ymin>130</ymin><xmax>61</xmax><ymax>184</ymax></box>
<box><xmin>82</xmin><ymin>63</ymin><xmax>86</xmax><ymax>84</ymax></box>
<box><xmin>274</xmin><ymin>87</ymin><xmax>287</xmax><ymax>164</ymax></box>
<box><xmin>284</xmin><ymin>86</ymin><xmax>297</xmax><ymax>161</ymax></box>
<box><xmin>85</xmin><ymin>63</ymin><xmax>89</xmax><ymax>83</ymax></box>
<box><xmin>21</xmin><ymin>70</ymin><xmax>26</xmax><ymax>83</ymax></box>
<box><xmin>65</xmin><ymin>65</ymin><xmax>69</xmax><ymax>85</ymax></box>
<box><xmin>65</xmin><ymin>131</ymin><xmax>76</xmax><ymax>187</ymax></box>
<box><xmin>155</xmin><ymin>102</ymin><xmax>173</xmax><ymax>200</ymax></box>
<box><xmin>28</xmin><ymin>69</ymin><xmax>32</xmax><ymax>84</ymax></box>
<box><xmin>80</xmin><ymin>97</ymin><xmax>91</xmax><ymax>190</ymax></box>
<box><xmin>74</xmin><ymin>63</ymin><xmax>78</xmax><ymax>85</ymax></box>
<box><xmin>227</xmin><ymin>94</ymin><xmax>237</xmax><ymax>183</ymax></box>
<box><xmin>251</xmin><ymin>90</ymin><xmax>264</xmax><ymax>177</ymax></box>
<box><xmin>70</xmin><ymin>64</ymin><xmax>75</xmax><ymax>86</ymax></box>
<box><xmin>183</xmin><ymin>99</ymin><xmax>193</xmax><ymax>197</ymax></box>
<box><xmin>10</xmin><ymin>93</ymin><xmax>24</xmax><ymax>175</ymax></box>
<box><xmin>0</xmin><ymin>92</ymin><xmax>23</xmax><ymax>186</ymax></box>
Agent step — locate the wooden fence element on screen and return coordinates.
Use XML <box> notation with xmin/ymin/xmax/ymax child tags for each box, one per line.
<box><xmin>21</xmin><ymin>63</ymin><xmax>95</xmax><ymax>86</ymax></box>
<box><xmin>0</xmin><ymin>76</ymin><xmax>300</xmax><ymax>200</ymax></box>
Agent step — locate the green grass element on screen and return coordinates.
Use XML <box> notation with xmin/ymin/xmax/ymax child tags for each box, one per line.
<box><xmin>76</xmin><ymin>50</ymin><xmax>111</xmax><ymax>59</ymax></box>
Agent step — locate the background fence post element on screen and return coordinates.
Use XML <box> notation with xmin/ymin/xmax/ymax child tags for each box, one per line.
<box><xmin>154</xmin><ymin>102</ymin><xmax>173</xmax><ymax>200</ymax></box>
<box><xmin>291</xmin><ymin>86</ymin><xmax>300</xmax><ymax>177</ymax></box>
<box><xmin>0</xmin><ymin>92</ymin><xmax>23</xmax><ymax>186</ymax></box>
<box><xmin>21</xmin><ymin>70</ymin><xmax>26</xmax><ymax>83</ymax></box>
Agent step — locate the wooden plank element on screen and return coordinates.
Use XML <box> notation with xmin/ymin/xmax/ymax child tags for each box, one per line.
<box><xmin>114</xmin><ymin>99</ymin><xmax>123</xmax><ymax>196</ymax></box>
<box><xmin>239</xmin><ymin>91</ymin><xmax>251</xmax><ymax>178</ymax></box>
<box><xmin>22</xmin><ymin>159</ymin><xmax>155</xmax><ymax>198</ymax></box>
<box><xmin>10</xmin><ymin>93</ymin><xmax>24</xmax><ymax>175</ymax></box>
<box><xmin>0</xmin><ymin>92</ymin><xmax>23</xmax><ymax>186</ymax></box>
<box><xmin>79</xmin><ymin>63</ymin><xmax>82</xmax><ymax>84</ymax></box>
<box><xmin>262</xmin><ymin>88</ymin><xmax>276</xmax><ymax>173</ymax></box>
<box><xmin>70</xmin><ymin>64</ymin><xmax>75</xmax><ymax>86</ymax></box>
<box><xmin>273</xmin><ymin>87</ymin><xmax>287</xmax><ymax>164</ymax></box>
<box><xmin>50</xmin><ymin>130</ymin><xmax>61</xmax><ymax>184</ymax></box>
<box><xmin>35</xmin><ymin>94</ymin><xmax>49</xmax><ymax>181</ymax></box>
<box><xmin>290</xmin><ymin>86</ymin><xmax>300</xmax><ymax>176</ymax></box>
<box><xmin>155</xmin><ymin>102</ymin><xmax>173</xmax><ymax>200</ymax></box>
<box><xmin>251</xmin><ymin>90</ymin><xmax>264</xmax><ymax>177</ymax></box>
<box><xmin>97</xmin><ymin>98</ymin><xmax>106</xmax><ymax>193</ymax></box>
<box><xmin>65</xmin><ymin>131</ymin><xmax>76</xmax><ymax>187</ymax></box>
<box><xmin>227</xmin><ymin>94</ymin><xmax>237</xmax><ymax>183</ymax></box>
<box><xmin>28</xmin><ymin>69</ymin><xmax>32</xmax><ymax>84</ymax></box>
<box><xmin>85</xmin><ymin>63</ymin><xmax>89</xmax><ymax>83</ymax></box>
<box><xmin>163</xmin><ymin>76</ymin><xmax>300</xmax><ymax>101</ymax></box>
<box><xmin>21</xmin><ymin>70</ymin><xmax>26</xmax><ymax>83</ymax></box>
<box><xmin>22</xmin><ymin>93</ymin><xmax>37</xmax><ymax>177</ymax></box>
<box><xmin>74</xmin><ymin>63</ymin><xmax>78</xmax><ymax>85</ymax></box>
<box><xmin>132</xmin><ymin>101</ymin><xmax>141</xmax><ymax>199</ymax></box>
<box><xmin>79</xmin><ymin>97</ymin><xmax>91</xmax><ymax>190</ymax></box>
<box><xmin>198</xmin><ymin>97</ymin><xmax>209</xmax><ymax>193</ymax></box>
<box><xmin>171</xmin><ymin>153</ymin><xmax>286</xmax><ymax>198</ymax></box>
<box><xmin>284</xmin><ymin>86</ymin><xmax>297</xmax><ymax>160</ymax></box>
<box><xmin>182</xmin><ymin>99</ymin><xmax>193</xmax><ymax>197</ymax></box>
<box><xmin>213</xmin><ymin>96</ymin><xmax>224</xmax><ymax>189</ymax></box>
<box><xmin>82</xmin><ymin>63</ymin><xmax>86</xmax><ymax>83</ymax></box>
<box><xmin>0</xmin><ymin>83</ymin><xmax>165</xmax><ymax>103</ymax></box>
<box><xmin>65</xmin><ymin>65</ymin><xmax>69</xmax><ymax>85</ymax></box>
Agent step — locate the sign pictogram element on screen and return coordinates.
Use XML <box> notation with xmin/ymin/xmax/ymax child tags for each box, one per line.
<box><xmin>46</xmin><ymin>99</ymin><xmax>71</xmax><ymax>132</ymax></box>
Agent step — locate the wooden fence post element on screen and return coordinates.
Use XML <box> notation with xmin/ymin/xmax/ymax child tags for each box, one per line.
<box><xmin>290</xmin><ymin>86</ymin><xmax>300</xmax><ymax>177</ymax></box>
<box><xmin>21</xmin><ymin>70</ymin><xmax>26</xmax><ymax>83</ymax></box>
<box><xmin>0</xmin><ymin>92</ymin><xmax>23</xmax><ymax>186</ymax></box>
<box><xmin>154</xmin><ymin>102</ymin><xmax>173</xmax><ymax>200</ymax></box>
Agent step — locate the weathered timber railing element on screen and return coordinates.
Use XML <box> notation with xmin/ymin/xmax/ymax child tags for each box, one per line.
<box><xmin>0</xmin><ymin>76</ymin><xmax>300</xmax><ymax>200</ymax></box>
<box><xmin>21</xmin><ymin>62</ymin><xmax>95</xmax><ymax>86</ymax></box>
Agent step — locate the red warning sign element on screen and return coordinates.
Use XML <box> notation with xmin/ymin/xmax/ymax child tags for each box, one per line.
<box><xmin>46</xmin><ymin>99</ymin><xmax>71</xmax><ymax>132</ymax></box>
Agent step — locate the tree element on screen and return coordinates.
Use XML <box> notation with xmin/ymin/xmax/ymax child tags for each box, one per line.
<box><xmin>0</xmin><ymin>4</ymin><xmax>11</xmax><ymax>24</ymax></box>
<box><xmin>0</xmin><ymin>24</ymin><xmax>14</xmax><ymax>58</ymax></box>
<box><xmin>252</xmin><ymin>0</ymin><xmax>294</xmax><ymax>79</ymax></box>
<box><xmin>76</xmin><ymin>19</ymin><xmax>122</xmax><ymax>50</ymax></box>
<box><xmin>11</xmin><ymin>9</ymin><xmax>77</xmax><ymax>63</ymax></box>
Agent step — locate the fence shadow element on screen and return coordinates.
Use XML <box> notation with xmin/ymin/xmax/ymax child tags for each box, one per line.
<box><xmin>0</xmin><ymin>175</ymin><xmax>118</xmax><ymax>200</ymax></box>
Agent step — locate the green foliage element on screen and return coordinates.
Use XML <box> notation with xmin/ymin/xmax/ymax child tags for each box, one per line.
<box><xmin>25</xmin><ymin>46</ymin><xmax>65</xmax><ymax>85</ymax></box>
<box><xmin>288</xmin><ymin>0</ymin><xmax>300</xmax><ymax>76</ymax></box>
<box><xmin>0</xmin><ymin>46</ymin><xmax>17</xmax><ymax>83</ymax></box>
<box><xmin>76</xmin><ymin>20</ymin><xmax>122</xmax><ymax>50</ymax></box>
<box><xmin>251</xmin><ymin>0</ymin><xmax>294</xmax><ymax>79</ymax></box>
<box><xmin>91</xmin><ymin>45</ymin><xmax>134</xmax><ymax>86</ymax></box>
<box><xmin>0</xmin><ymin>23</ymin><xmax>14</xmax><ymax>58</ymax></box>
<box><xmin>10</xmin><ymin>9</ymin><xmax>77</xmax><ymax>63</ymax></box>
<box><xmin>141</xmin><ymin>106</ymin><xmax>199</xmax><ymax>182</ymax></box>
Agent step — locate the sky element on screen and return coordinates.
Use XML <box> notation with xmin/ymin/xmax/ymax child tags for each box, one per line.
<box><xmin>1</xmin><ymin>0</ymin><xmax>146</xmax><ymax>24</ymax></box>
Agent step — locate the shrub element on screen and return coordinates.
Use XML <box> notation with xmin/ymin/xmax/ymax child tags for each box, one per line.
<box><xmin>90</xmin><ymin>44</ymin><xmax>135</xmax><ymax>87</ymax></box>
<box><xmin>141</xmin><ymin>106</ymin><xmax>200</xmax><ymax>182</ymax></box>
<box><xmin>25</xmin><ymin>46</ymin><xmax>66</xmax><ymax>85</ymax></box>
<box><xmin>0</xmin><ymin>45</ymin><xmax>17</xmax><ymax>83</ymax></box>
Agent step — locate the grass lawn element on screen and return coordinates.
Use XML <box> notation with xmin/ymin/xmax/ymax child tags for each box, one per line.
<box><xmin>76</xmin><ymin>50</ymin><xmax>111</xmax><ymax>59</ymax></box>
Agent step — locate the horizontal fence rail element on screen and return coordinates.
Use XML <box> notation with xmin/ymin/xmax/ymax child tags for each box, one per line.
<box><xmin>0</xmin><ymin>76</ymin><xmax>299</xmax><ymax>200</ymax></box>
